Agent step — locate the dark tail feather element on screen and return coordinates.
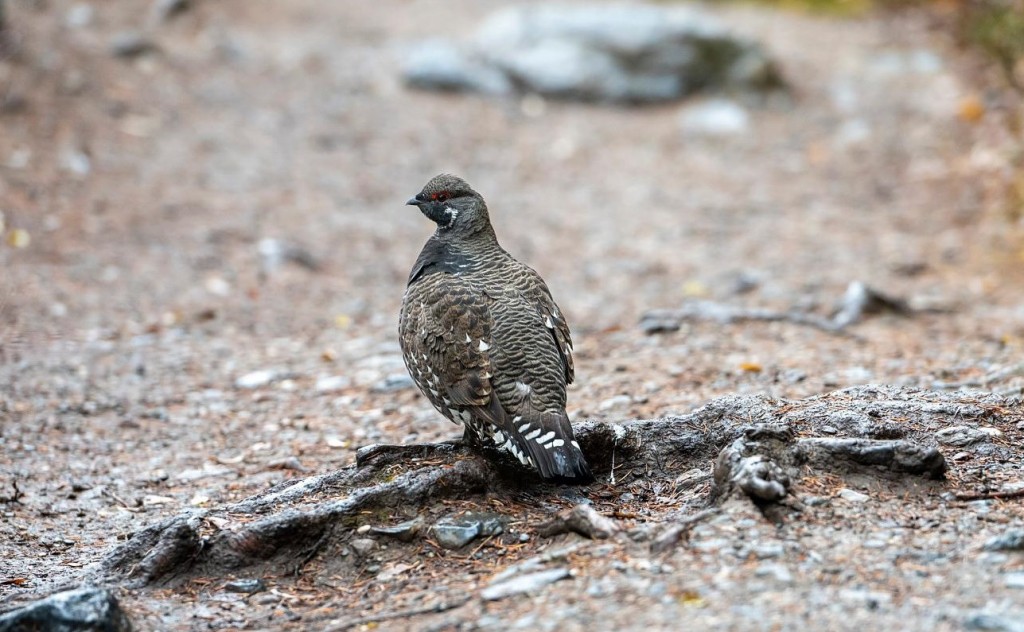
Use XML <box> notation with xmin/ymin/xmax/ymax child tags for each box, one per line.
<box><xmin>515</xmin><ymin>412</ymin><xmax>593</xmax><ymax>484</ymax></box>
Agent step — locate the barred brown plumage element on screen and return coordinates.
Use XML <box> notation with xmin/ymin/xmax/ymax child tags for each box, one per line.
<box><xmin>399</xmin><ymin>174</ymin><xmax>593</xmax><ymax>483</ymax></box>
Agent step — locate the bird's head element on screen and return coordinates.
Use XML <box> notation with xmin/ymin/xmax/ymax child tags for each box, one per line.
<box><xmin>406</xmin><ymin>174</ymin><xmax>491</xmax><ymax>238</ymax></box>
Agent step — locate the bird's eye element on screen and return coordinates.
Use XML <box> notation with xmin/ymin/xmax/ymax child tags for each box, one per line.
<box><xmin>436</xmin><ymin>192</ymin><xmax>450</xmax><ymax>202</ymax></box>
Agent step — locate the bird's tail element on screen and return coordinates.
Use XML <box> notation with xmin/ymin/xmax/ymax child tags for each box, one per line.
<box><xmin>510</xmin><ymin>410</ymin><xmax>593</xmax><ymax>483</ymax></box>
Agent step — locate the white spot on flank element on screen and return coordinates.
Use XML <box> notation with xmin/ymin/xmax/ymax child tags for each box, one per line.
<box><xmin>478</xmin><ymin>340</ymin><xmax>490</xmax><ymax>352</ymax></box>
<box><xmin>464</xmin><ymin>333</ymin><xmax>472</xmax><ymax>343</ymax></box>
<box><xmin>515</xmin><ymin>381</ymin><xmax>531</xmax><ymax>396</ymax></box>
<box><xmin>518</xmin><ymin>423</ymin><xmax>531</xmax><ymax>434</ymax></box>
<box><xmin>492</xmin><ymin>430</ymin><xmax>506</xmax><ymax>443</ymax></box>
<box><xmin>551</xmin><ymin>439</ymin><xmax>565</xmax><ymax>448</ymax></box>
<box><xmin>512</xmin><ymin>415</ymin><xmax>522</xmax><ymax>423</ymax></box>
<box><xmin>536</xmin><ymin>431</ymin><xmax>556</xmax><ymax>445</ymax></box>
<box><xmin>571</xmin><ymin>440</ymin><xmax>580</xmax><ymax>449</ymax></box>
<box><xmin>524</xmin><ymin>428</ymin><xmax>542</xmax><ymax>440</ymax></box>
<box><xmin>544</xmin><ymin>315</ymin><xmax>553</xmax><ymax>328</ymax></box>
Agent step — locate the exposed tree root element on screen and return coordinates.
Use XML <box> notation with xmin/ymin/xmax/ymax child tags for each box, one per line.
<box><xmin>89</xmin><ymin>385</ymin><xmax>1017</xmax><ymax>587</ymax></box>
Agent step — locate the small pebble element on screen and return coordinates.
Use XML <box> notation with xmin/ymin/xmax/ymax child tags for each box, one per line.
<box><xmin>838</xmin><ymin>488</ymin><xmax>870</xmax><ymax>503</ymax></box>
<box><xmin>224</xmin><ymin>578</ymin><xmax>266</xmax><ymax>594</ymax></box>
<box><xmin>110</xmin><ymin>32</ymin><xmax>158</xmax><ymax>58</ymax></box>
<box><xmin>235</xmin><ymin>370</ymin><xmax>277</xmax><ymax>389</ymax></box>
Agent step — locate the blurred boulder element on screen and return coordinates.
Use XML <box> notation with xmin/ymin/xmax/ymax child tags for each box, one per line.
<box><xmin>403</xmin><ymin>4</ymin><xmax>784</xmax><ymax>103</ymax></box>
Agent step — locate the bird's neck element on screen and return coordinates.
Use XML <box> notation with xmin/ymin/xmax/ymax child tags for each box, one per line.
<box><xmin>408</xmin><ymin>229</ymin><xmax>504</xmax><ymax>285</ymax></box>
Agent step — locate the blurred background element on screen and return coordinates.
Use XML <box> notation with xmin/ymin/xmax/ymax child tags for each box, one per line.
<box><xmin>1</xmin><ymin>0</ymin><xmax>1023</xmax><ymax>430</ymax></box>
<box><xmin>0</xmin><ymin>0</ymin><xmax>1022</xmax><ymax>595</ymax></box>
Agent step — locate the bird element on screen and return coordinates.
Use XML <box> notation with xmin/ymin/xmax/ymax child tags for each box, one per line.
<box><xmin>399</xmin><ymin>174</ymin><xmax>593</xmax><ymax>483</ymax></box>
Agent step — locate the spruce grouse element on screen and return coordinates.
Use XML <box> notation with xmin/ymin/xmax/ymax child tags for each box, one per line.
<box><xmin>399</xmin><ymin>174</ymin><xmax>593</xmax><ymax>483</ymax></box>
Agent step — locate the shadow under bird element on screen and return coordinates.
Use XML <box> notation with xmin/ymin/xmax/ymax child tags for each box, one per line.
<box><xmin>399</xmin><ymin>174</ymin><xmax>593</xmax><ymax>483</ymax></box>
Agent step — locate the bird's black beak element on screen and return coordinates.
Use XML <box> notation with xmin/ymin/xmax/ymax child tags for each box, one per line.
<box><xmin>405</xmin><ymin>196</ymin><xmax>421</xmax><ymax>206</ymax></box>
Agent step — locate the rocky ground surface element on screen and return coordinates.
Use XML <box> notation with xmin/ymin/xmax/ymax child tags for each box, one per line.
<box><xmin>1</xmin><ymin>0</ymin><xmax>1023</xmax><ymax>630</ymax></box>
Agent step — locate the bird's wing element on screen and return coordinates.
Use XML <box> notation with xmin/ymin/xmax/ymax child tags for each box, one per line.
<box><xmin>401</xmin><ymin>276</ymin><xmax>493</xmax><ymax>413</ymax></box>
<box><xmin>522</xmin><ymin>274</ymin><xmax>575</xmax><ymax>385</ymax></box>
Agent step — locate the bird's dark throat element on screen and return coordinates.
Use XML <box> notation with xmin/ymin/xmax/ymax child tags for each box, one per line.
<box><xmin>420</xmin><ymin>203</ymin><xmax>456</xmax><ymax>230</ymax></box>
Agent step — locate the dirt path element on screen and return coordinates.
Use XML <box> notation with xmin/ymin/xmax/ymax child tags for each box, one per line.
<box><xmin>1</xmin><ymin>1</ymin><xmax>1023</xmax><ymax>630</ymax></box>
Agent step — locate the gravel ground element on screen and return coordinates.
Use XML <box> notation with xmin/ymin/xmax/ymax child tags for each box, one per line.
<box><xmin>1</xmin><ymin>0</ymin><xmax>1023</xmax><ymax>630</ymax></box>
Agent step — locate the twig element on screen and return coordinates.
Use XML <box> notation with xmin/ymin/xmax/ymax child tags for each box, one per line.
<box><xmin>934</xmin><ymin>362</ymin><xmax>1024</xmax><ymax>391</ymax></box>
<box><xmin>954</xmin><ymin>488</ymin><xmax>1024</xmax><ymax>502</ymax></box>
<box><xmin>326</xmin><ymin>594</ymin><xmax>472</xmax><ymax>631</ymax></box>
<box><xmin>101</xmin><ymin>488</ymin><xmax>137</xmax><ymax>511</ymax></box>
<box><xmin>0</xmin><ymin>479</ymin><xmax>22</xmax><ymax>504</ymax></box>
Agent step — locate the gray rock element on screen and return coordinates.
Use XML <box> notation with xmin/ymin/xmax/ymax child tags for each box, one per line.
<box><xmin>537</xmin><ymin>504</ymin><xmax>619</xmax><ymax>540</ymax></box>
<box><xmin>1005</xmin><ymin>573</ymin><xmax>1024</xmax><ymax>589</ymax></box>
<box><xmin>432</xmin><ymin>521</ymin><xmax>480</xmax><ymax>549</ymax></box>
<box><xmin>639</xmin><ymin>311</ymin><xmax>682</xmax><ymax>334</ymax></box>
<box><xmin>403</xmin><ymin>4</ymin><xmax>783</xmax><ymax>103</ymax></box>
<box><xmin>679</xmin><ymin>98</ymin><xmax>750</xmax><ymax>136</ymax></box>
<box><xmin>754</xmin><ymin>562</ymin><xmax>793</xmax><ymax>583</ymax></box>
<box><xmin>224</xmin><ymin>578</ymin><xmax>266</xmax><ymax>594</ymax></box>
<box><xmin>110</xmin><ymin>32</ymin><xmax>158</xmax><ymax>59</ymax></box>
<box><xmin>838</xmin><ymin>488</ymin><xmax>870</xmax><ymax>503</ymax></box>
<box><xmin>65</xmin><ymin>4</ymin><xmax>94</xmax><ymax>28</ymax></box>
<box><xmin>936</xmin><ymin>425</ymin><xmax>1001</xmax><ymax>447</ymax></box>
<box><xmin>314</xmin><ymin>375</ymin><xmax>350</xmax><ymax>394</ymax></box>
<box><xmin>371</xmin><ymin>373</ymin><xmax>415</xmax><ymax>393</ymax></box>
<box><xmin>402</xmin><ymin>40</ymin><xmax>511</xmax><ymax>95</ymax></box>
<box><xmin>349</xmin><ymin>538</ymin><xmax>378</xmax><ymax>560</ymax></box>
<box><xmin>152</xmin><ymin>0</ymin><xmax>190</xmax><ymax>22</ymax></box>
<box><xmin>235</xmin><ymin>369</ymin><xmax>278</xmax><ymax>389</ymax></box>
<box><xmin>984</xmin><ymin>529</ymin><xmax>1024</xmax><ymax>552</ymax></box>
<box><xmin>481</xmin><ymin>568</ymin><xmax>572</xmax><ymax>601</ymax></box>
<box><xmin>965</xmin><ymin>613</ymin><xmax>1024</xmax><ymax>632</ymax></box>
<box><xmin>0</xmin><ymin>587</ymin><xmax>132</xmax><ymax>632</ymax></box>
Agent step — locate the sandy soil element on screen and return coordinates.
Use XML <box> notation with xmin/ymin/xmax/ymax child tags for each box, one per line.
<box><xmin>1</xmin><ymin>0</ymin><xmax>1023</xmax><ymax>630</ymax></box>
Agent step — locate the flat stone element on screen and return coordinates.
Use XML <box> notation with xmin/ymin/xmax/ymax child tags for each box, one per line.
<box><xmin>936</xmin><ymin>425</ymin><xmax>1001</xmax><ymax>447</ymax></box>
<box><xmin>0</xmin><ymin>587</ymin><xmax>132</xmax><ymax>632</ymax></box>
<box><xmin>985</xmin><ymin>529</ymin><xmax>1024</xmax><ymax>552</ymax></box>
<box><xmin>838</xmin><ymin>488</ymin><xmax>870</xmax><ymax>503</ymax></box>
<box><xmin>481</xmin><ymin>568</ymin><xmax>572</xmax><ymax>601</ymax></box>
<box><xmin>110</xmin><ymin>32</ymin><xmax>158</xmax><ymax>58</ymax></box>
<box><xmin>235</xmin><ymin>369</ymin><xmax>278</xmax><ymax>389</ymax></box>
<box><xmin>432</xmin><ymin>521</ymin><xmax>481</xmax><ymax>549</ymax></box>
<box><xmin>224</xmin><ymin>578</ymin><xmax>266</xmax><ymax>594</ymax></box>
<box><xmin>679</xmin><ymin>98</ymin><xmax>750</xmax><ymax>136</ymax></box>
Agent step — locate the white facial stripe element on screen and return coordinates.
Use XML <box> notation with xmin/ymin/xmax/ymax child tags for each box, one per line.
<box><xmin>438</xmin><ymin>207</ymin><xmax>459</xmax><ymax>230</ymax></box>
